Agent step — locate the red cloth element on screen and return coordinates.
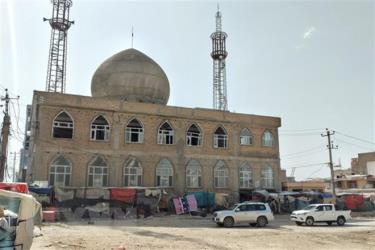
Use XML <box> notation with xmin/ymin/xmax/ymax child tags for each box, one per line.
<box><xmin>110</xmin><ymin>188</ymin><xmax>136</xmax><ymax>203</ymax></box>
<box><xmin>344</xmin><ymin>195</ymin><xmax>364</xmax><ymax>210</ymax></box>
<box><xmin>0</xmin><ymin>182</ymin><xmax>29</xmax><ymax>193</ymax></box>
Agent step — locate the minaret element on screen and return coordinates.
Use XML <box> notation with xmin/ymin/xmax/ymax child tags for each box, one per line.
<box><xmin>44</xmin><ymin>0</ymin><xmax>74</xmax><ymax>93</ymax></box>
<box><xmin>211</xmin><ymin>5</ymin><xmax>228</xmax><ymax>111</ymax></box>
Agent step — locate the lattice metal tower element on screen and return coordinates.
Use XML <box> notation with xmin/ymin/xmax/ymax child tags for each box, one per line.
<box><xmin>44</xmin><ymin>0</ymin><xmax>74</xmax><ymax>93</ymax></box>
<box><xmin>211</xmin><ymin>6</ymin><xmax>228</xmax><ymax>111</ymax></box>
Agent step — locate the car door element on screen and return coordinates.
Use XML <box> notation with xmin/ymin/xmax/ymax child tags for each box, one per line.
<box><xmin>234</xmin><ymin>204</ymin><xmax>249</xmax><ymax>223</ymax></box>
<box><xmin>246</xmin><ymin>204</ymin><xmax>257</xmax><ymax>222</ymax></box>
<box><xmin>323</xmin><ymin>205</ymin><xmax>334</xmax><ymax>221</ymax></box>
<box><xmin>314</xmin><ymin>205</ymin><xmax>325</xmax><ymax>221</ymax></box>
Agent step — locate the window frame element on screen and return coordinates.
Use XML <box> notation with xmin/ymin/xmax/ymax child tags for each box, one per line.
<box><xmin>157</xmin><ymin>121</ymin><xmax>174</xmax><ymax>145</ymax></box>
<box><xmin>123</xmin><ymin>158</ymin><xmax>143</xmax><ymax>187</ymax></box>
<box><xmin>49</xmin><ymin>155</ymin><xmax>71</xmax><ymax>187</ymax></box>
<box><xmin>87</xmin><ymin>156</ymin><xmax>109</xmax><ymax>187</ymax></box>
<box><xmin>262</xmin><ymin>130</ymin><xmax>275</xmax><ymax>147</ymax></box>
<box><xmin>213</xmin><ymin>126</ymin><xmax>228</xmax><ymax>149</ymax></box>
<box><xmin>240</xmin><ymin>128</ymin><xmax>253</xmax><ymax>146</ymax></box>
<box><xmin>90</xmin><ymin>115</ymin><xmax>110</xmax><ymax>142</ymax></box>
<box><xmin>186</xmin><ymin>124</ymin><xmax>202</xmax><ymax>147</ymax></box>
<box><xmin>52</xmin><ymin>111</ymin><xmax>74</xmax><ymax>139</ymax></box>
<box><xmin>125</xmin><ymin>118</ymin><xmax>144</xmax><ymax>144</ymax></box>
<box><xmin>156</xmin><ymin>159</ymin><xmax>174</xmax><ymax>187</ymax></box>
<box><xmin>214</xmin><ymin>161</ymin><xmax>229</xmax><ymax>188</ymax></box>
<box><xmin>186</xmin><ymin>160</ymin><xmax>202</xmax><ymax>188</ymax></box>
<box><xmin>261</xmin><ymin>165</ymin><xmax>274</xmax><ymax>188</ymax></box>
<box><xmin>239</xmin><ymin>163</ymin><xmax>253</xmax><ymax>189</ymax></box>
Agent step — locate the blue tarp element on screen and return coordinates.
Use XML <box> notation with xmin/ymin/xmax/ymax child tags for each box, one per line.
<box><xmin>29</xmin><ymin>187</ymin><xmax>53</xmax><ymax>195</ymax></box>
<box><xmin>187</xmin><ymin>192</ymin><xmax>215</xmax><ymax>208</ymax></box>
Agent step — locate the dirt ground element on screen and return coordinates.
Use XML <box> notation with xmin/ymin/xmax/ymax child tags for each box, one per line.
<box><xmin>31</xmin><ymin>215</ymin><xmax>375</xmax><ymax>250</ymax></box>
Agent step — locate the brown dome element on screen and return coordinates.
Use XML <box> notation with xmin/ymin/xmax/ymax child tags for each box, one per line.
<box><xmin>91</xmin><ymin>48</ymin><xmax>170</xmax><ymax>105</ymax></box>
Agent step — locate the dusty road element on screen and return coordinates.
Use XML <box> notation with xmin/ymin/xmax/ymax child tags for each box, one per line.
<box><xmin>32</xmin><ymin>215</ymin><xmax>375</xmax><ymax>250</ymax></box>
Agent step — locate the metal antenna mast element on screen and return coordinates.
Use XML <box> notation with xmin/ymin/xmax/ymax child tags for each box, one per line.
<box><xmin>44</xmin><ymin>0</ymin><xmax>74</xmax><ymax>93</ymax></box>
<box><xmin>211</xmin><ymin>5</ymin><xmax>228</xmax><ymax>111</ymax></box>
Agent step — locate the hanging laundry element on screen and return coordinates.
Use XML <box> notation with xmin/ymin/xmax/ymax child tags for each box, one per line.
<box><xmin>186</xmin><ymin>194</ymin><xmax>198</xmax><ymax>212</ymax></box>
<box><xmin>173</xmin><ymin>197</ymin><xmax>184</xmax><ymax>215</ymax></box>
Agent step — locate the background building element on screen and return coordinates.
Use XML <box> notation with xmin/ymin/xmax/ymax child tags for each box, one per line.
<box><xmin>351</xmin><ymin>152</ymin><xmax>375</xmax><ymax>175</ymax></box>
<box><xmin>28</xmin><ymin>48</ymin><xmax>283</xmax><ymax>198</ymax></box>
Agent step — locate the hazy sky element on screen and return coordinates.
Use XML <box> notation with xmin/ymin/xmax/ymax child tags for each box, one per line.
<box><xmin>1</xmin><ymin>0</ymin><xmax>374</xmax><ymax>181</ymax></box>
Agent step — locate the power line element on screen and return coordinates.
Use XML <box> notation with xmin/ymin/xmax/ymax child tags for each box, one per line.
<box><xmin>284</xmin><ymin>162</ymin><xmax>328</xmax><ymax>169</ymax></box>
<box><xmin>334</xmin><ymin>137</ymin><xmax>373</xmax><ymax>151</ymax></box>
<box><xmin>335</xmin><ymin>131</ymin><xmax>375</xmax><ymax>146</ymax></box>
<box><xmin>280</xmin><ymin>145</ymin><xmax>325</xmax><ymax>157</ymax></box>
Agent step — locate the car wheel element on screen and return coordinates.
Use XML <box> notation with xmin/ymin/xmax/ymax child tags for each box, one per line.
<box><xmin>216</xmin><ymin>222</ymin><xmax>224</xmax><ymax>227</ymax></box>
<box><xmin>256</xmin><ymin>216</ymin><xmax>268</xmax><ymax>227</ymax></box>
<box><xmin>295</xmin><ymin>221</ymin><xmax>303</xmax><ymax>226</ymax></box>
<box><xmin>223</xmin><ymin>217</ymin><xmax>234</xmax><ymax>228</ymax></box>
<box><xmin>327</xmin><ymin>222</ymin><xmax>332</xmax><ymax>226</ymax></box>
<box><xmin>305</xmin><ymin>217</ymin><xmax>314</xmax><ymax>226</ymax></box>
<box><xmin>337</xmin><ymin>216</ymin><xmax>346</xmax><ymax>226</ymax></box>
<box><xmin>250</xmin><ymin>223</ymin><xmax>257</xmax><ymax>227</ymax></box>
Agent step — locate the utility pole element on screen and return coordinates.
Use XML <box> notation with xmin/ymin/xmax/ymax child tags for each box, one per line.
<box><xmin>10</xmin><ymin>152</ymin><xmax>19</xmax><ymax>182</ymax></box>
<box><xmin>0</xmin><ymin>89</ymin><xmax>19</xmax><ymax>182</ymax></box>
<box><xmin>321</xmin><ymin>128</ymin><xmax>338</xmax><ymax>199</ymax></box>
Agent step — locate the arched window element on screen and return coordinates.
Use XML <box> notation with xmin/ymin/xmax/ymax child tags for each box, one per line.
<box><xmin>186</xmin><ymin>160</ymin><xmax>202</xmax><ymax>188</ymax></box>
<box><xmin>88</xmin><ymin>156</ymin><xmax>108</xmax><ymax>187</ymax></box>
<box><xmin>240</xmin><ymin>128</ymin><xmax>253</xmax><ymax>145</ymax></box>
<box><xmin>239</xmin><ymin>163</ymin><xmax>253</xmax><ymax>188</ymax></box>
<box><xmin>213</xmin><ymin>126</ymin><xmax>227</xmax><ymax>148</ymax></box>
<box><xmin>262</xmin><ymin>130</ymin><xmax>274</xmax><ymax>147</ymax></box>
<box><xmin>125</xmin><ymin>118</ymin><xmax>144</xmax><ymax>143</ymax></box>
<box><xmin>53</xmin><ymin>111</ymin><xmax>73</xmax><ymax>138</ymax></box>
<box><xmin>90</xmin><ymin>115</ymin><xmax>110</xmax><ymax>141</ymax></box>
<box><xmin>186</xmin><ymin>124</ymin><xmax>202</xmax><ymax>146</ymax></box>
<box><xmin>157</xmin><ymin>122</ymin><xmax>174</xmax><ymax>145</ymax></box>
<box><xmin>156</xmin><ymin>159</ymin><xmax>173</xmax><ymax>187</ymax></box>
<box><xmin>261</xmin><ymin>165</ymin><xmax>274</xmax><ymax>188</ymax></box>
<box><xmin>124</xmin><ymin>158</ymin><xmax>143</xmax><ymax>187</ymax></box>
<box><xmin>49</xmin><ymin>155</ymin><xmax>71</xmax><ymax>186</ymax></box>
<box><xmin>214</xmin><ymin>161</ymin><xmax>229</xmax><ymax>188</ymax></box>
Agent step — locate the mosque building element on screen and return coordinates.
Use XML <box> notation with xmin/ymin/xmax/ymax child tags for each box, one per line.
<box><xmin>27</xmin><ymin>48</ymin><xmax>284</xmax><ymax>197</ymax></box>
<box><xmin>26</xmin><ymin>7</ymin><xmax>285</xmax><ymax>200</ymax></box>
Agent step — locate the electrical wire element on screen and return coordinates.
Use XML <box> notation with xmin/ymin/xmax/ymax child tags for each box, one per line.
<box><xmin>284</xmin><ymin>162</ymin><xmax>328</xmax><ymax>169</ymax></box>
<box><xmin>334</xmin><ymin>137</ymin><xmax>373</xmax><ymax>151</ymax></box>
<box><xmin>335</xmin><ymin>131</ymin><xmax>375</xmax><ymax>145</ymax></box>
<box><xmin>280</xmin><ymin>145</ymin><xmax>325</xmax><ymax>157</ymax></box>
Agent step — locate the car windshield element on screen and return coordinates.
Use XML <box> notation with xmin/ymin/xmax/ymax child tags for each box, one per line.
<box><xmin>228</xmin><ymin>204</ymin><xmax>238</xmax><ymax>210</ymax></box>
<box><xmin>303</xmin><ymin>205</ymin><xmax>318</xmax><ymax>210</ymax></box>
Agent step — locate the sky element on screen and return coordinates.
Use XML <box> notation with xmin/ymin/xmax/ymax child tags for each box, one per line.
<box><xmin>0</xmin><ymin>0</ymin><xmax>374</xmax><ymax>181</ymax></box>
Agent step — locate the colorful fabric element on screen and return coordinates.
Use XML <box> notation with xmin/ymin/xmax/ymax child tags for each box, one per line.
<box><xmin>173</xmin><ymin>198</ymin><xmax>184</xmax><ymax>215</ymax></box>
<box><xmin>186</xmin><ymin>194</ymin><xmax>198</xmax><ymax>212</ymax></box>
<box><xmin>110</xmin><ymin>188</ymin><xmax>136</xmax><ymax>203</ymax></box>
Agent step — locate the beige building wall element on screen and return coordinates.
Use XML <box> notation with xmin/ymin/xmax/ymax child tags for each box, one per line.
<box><xmin>28</xmin><ymin>91</ymin><xmax>282</xmax><ymax>195</ymax></box>
<box><xmin>351</xmin><ymin>152</ymin><xmax>375</xmax><ymax>175</ymax></box>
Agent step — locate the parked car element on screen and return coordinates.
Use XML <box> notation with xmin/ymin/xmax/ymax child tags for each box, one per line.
<box><xmin>290</xmin><ymin>204</ymin><xmax>351</xmax><ymax>226</ymax></box>
<box><xmin>212</xmin><ymin>202</ymin><xmax>274</xmax><ymax>228</ymax></box>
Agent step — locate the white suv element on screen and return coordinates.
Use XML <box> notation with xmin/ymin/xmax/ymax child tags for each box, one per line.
<box><xmin>212</xmin><ymin>202</ymin><xmax>274</xmax><ymax>228</ymax></box>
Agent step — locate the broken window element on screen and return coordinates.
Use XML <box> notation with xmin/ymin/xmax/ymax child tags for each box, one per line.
<box><xmin>262</xmin><ymin>130</ymin><xmax>274</xmax><ymax>147</ymax></box>
<box><xmin>124</xmin><ymin>158</ymin><xmax>143</xmax><ymax>187</ymax></box>
<box><xmin>240</xmin><ymin>128</ymin><xmax>253</xmax><ymax>145</ymax></box>
<box><xmin>156</xmin><ymin>159</ymin><xmax>173</xmax><ymax>187</ymax></box>
<box><xmin>186</xmin><ymin>160</ymin><xmax>202</xmax><ymax>188</ymax></box>
<box><xmin>214</xmin><ymin>160</ymin><xmax>228</xmax><ymax>188</ymax></box>
<box><xmin>88</xmin><ymin>155</ymin><xmax>108</xmax><ymax>187</ymax></box>
<box><xmin>239</xmin><ymin>163</ymin><xmax>253</xmax><ymax>188</ymax></box>
<box><xmin>213</xmin><ymin>126</ymin><xmax>227</xmax><ymax>148</ymax></box>
<box><xmin>53</xmin><ymin>111</ymin><xmax>73</xmax><ymax>138</ymax></box>
<box><xmin>49</xmin><ymin>155</ymin><xmax>71</xmax><ymax>186</ymax></box>
<box><xmin>157</xmin><ymin>122</ymin><xmax>174</xmax><ymax>145</ymax></box>
<box><xmin>186</xmin><ymin>124</ymin><xmax>202</xmax><ymax>146</ymax></box>
<box><xmin>90</xmin><ymin>115</ymin><xmax>110</xmax><ymax>141</ymax></box>
<box><xmin>125</xmin><ymin>118</ymin><xmax>144</xmax><ymax>143</ymax></box>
